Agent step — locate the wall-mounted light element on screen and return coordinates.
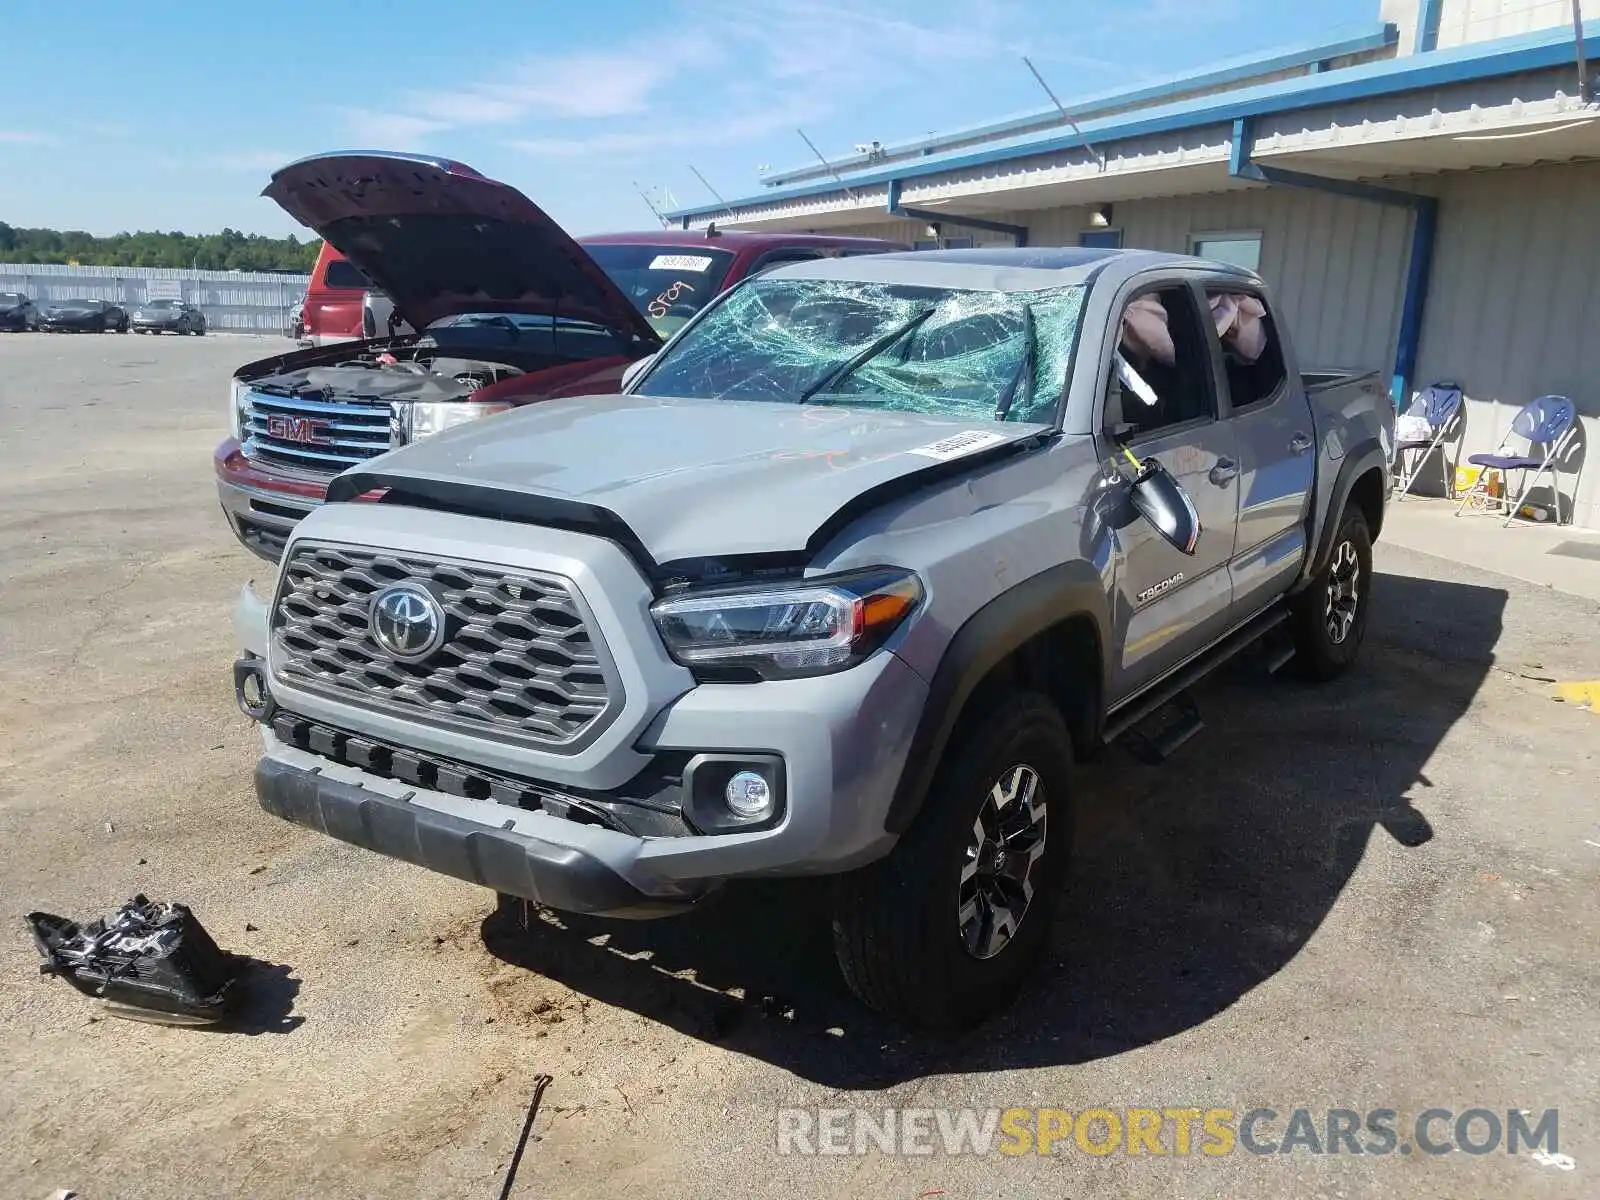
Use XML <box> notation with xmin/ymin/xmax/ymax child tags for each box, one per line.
<box><xmin>1090</xmin><ymin>203</ymin><xmax>1114</xmax><ymax>228</ymax></box>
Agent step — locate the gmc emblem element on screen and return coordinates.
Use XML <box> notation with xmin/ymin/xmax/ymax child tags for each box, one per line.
<box><xmin>266</xmin><ymin>414</ymin><xmax>333</xmax><ymax>445</ymax></box>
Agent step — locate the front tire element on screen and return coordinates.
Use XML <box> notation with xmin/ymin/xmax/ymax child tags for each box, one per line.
<box><xmin>832</xmin><ymin>692</ymin><xmax>1074</xmax><ymax>1030</ymax></box>
<box><xmin>1290</xmin><ymin>509</ymin><xmax>1373</xmax><ymax>681</ymax></box>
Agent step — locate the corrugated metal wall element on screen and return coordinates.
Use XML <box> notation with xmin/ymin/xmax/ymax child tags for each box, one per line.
<box><xmin>1436</xmin><ymin>0</ymin><xmax>1579</xmax><ymax>47</ymax></box>
<box><xmin>0</xmin><ymin>263</ymin><xmax>309</xmax><ymax>333</ymax></box>
<box><xmin>1414</xmin><ymin>160</ymin><xmax>1600</xmax><ymax>527</ymax></box>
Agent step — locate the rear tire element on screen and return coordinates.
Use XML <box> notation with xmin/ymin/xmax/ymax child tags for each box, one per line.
<box><xmin>1289</xmin><ymin>508</ymin><xmax>1373</xmax><ymax>681</ymax></box>
<box><xmin>832</xmin><ymin>692</ymin><xmax>1074</xmax><ymax>1030</ymax></box>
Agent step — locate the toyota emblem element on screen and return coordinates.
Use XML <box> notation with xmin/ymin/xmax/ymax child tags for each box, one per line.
<box><xmin>369</xmin><ymin>584</ymin><xmax>447</xmax><ymax>662</ymax></box>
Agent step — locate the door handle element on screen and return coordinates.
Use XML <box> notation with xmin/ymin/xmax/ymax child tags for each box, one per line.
<box><xmin>1209</xmin><ymin>458</ymin><xmax>1239</xmax><ymax>487</ymax></box>
<box><xmin>1290</xmin><ymin>433</ymin><xmax>1314</xmax><ymax>455</ymax></box>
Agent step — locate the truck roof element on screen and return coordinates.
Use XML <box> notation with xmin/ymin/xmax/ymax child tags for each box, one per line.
<box><xmin>768</xmin><ymin>246</ymin><xmax>1264</xmax><ymax>292</ymax></box>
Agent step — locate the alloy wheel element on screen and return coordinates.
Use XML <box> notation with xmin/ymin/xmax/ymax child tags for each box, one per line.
<box><xmin>957</xmin><ymin>764</ymin><xmax>1048</xmax><ymax>960</ymax></box>
<box><xmin>1324</xmin><ymin>539</ymin><xmax>1361</xmax><ymax>644</ymax></box>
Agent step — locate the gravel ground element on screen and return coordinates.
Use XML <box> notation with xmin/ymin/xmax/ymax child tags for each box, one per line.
<box><xmin>1</xmin><ymin>331</ymin><xmax>1596</xmax><ymax>1199</ymax></box>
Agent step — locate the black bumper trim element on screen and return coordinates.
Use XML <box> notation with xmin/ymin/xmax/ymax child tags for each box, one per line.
<box><xmin>254</xmin><ymin>758</ymin><xmax>697</xmax><ymax>918</ymax></box>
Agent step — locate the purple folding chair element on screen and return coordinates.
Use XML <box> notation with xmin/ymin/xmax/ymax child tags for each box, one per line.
<box><xmin>1394</xmin><ymin>382</ymin><xmax>1464</xmax><ymax>500</ymax></box>
<box><xmin>1454</xmin><ymin>395</ymin><xmax>1578</xmax><ymax>526</ymax></box>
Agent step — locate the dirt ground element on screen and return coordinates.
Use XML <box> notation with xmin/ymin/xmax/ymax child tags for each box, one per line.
<box><xmin>1</xmin><ymin>331</ymin><xmax>1597</xmax><ymax>1199</ymax></box>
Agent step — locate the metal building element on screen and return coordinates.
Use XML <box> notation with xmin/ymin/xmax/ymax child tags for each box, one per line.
<box><xmin>665</xmin><ymin>0</ymin><xmax>1600</xmax><ymax>529</ymax></box>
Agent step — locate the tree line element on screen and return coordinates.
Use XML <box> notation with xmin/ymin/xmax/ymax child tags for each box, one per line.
<box><xmin>0</xmin><ymin>222</ymin><xmax>320</xmax><ymax>273</ymax></box>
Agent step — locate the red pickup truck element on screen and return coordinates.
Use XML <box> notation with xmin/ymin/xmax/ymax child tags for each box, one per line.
<box><xmin>216</xmin><ymin>151</ymin><xmax>907</xmax><ymax>562</ymax></box>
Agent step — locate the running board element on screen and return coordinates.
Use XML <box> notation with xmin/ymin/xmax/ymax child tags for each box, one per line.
<box><xmin>1120</xmin><ymin>690</ymin><xmax>1204</xmax><ymax>764</ymax></box>
<box><xmin>1104</xmin><ymin>604</ymin><xmax>1291</xmax><ymax>745</ymax></box>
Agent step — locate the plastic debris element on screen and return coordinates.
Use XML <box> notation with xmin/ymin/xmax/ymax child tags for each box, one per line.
<box><xmin>1531</xmin><ymin>1150</ymin><xmax>1576</xmax><ymax>1171</ymax></box>
<box><xmin>26</xmin><ymin>895</ymin><xmax>242</xmax><ymax>1025</ymax></box>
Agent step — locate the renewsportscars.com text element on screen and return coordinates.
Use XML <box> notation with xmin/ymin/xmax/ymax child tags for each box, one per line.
<box><xmin>776</xmin><ymin>1106</ymin><xmax>1560</xmax><ymax>1159</ymax></box>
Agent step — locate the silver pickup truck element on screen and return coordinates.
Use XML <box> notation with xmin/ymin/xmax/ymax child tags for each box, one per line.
<box><xmin>233</xmin><ymin>248</ymin><xmax>1394</xmax><ymax>1029</ymax></box>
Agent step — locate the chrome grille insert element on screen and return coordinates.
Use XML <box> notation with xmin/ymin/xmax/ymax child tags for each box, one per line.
<box><xmin>271</xmin><ymin>543</ymin><xmax>618</xmax><ymax>751</ymax></box>
<box><xmin>243</xmin><ymin>391</ymin><xmax>392</xmax><ymax>474</ymax></box>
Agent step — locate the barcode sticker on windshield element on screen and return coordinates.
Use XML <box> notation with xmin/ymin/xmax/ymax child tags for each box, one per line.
<box><xmin>908</xmin><ymin>431</ymin><xmax>1009</xmax><ymax>461</ymax></box>
<box><xmin>649</xmin><ymin>254</ymin><xmax>715</xmax><ymax>272</ymax></box>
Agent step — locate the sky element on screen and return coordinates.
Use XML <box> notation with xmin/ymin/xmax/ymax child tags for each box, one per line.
<box><xmin>0</xmin><ymin>0</ymin><xmax>1379</xmax><ymax>240</ymax></box>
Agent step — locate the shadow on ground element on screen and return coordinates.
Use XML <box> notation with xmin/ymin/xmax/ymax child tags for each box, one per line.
<box><xmin>218</xmin><ymin>957</ymin><xmax>304</xmax><ymax>1035</ymax></box>
<box><xmin>481</xmin><ymin>571</ymin><xmax>1505</xmax><ymax>1088</ymax></box>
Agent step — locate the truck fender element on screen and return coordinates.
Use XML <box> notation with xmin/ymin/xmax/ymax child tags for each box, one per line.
<box><xmin>1298</xmin><ymin>438</ymin><xmax>1387</xmax><ymax>588</ymax></box>
<box><xmin>884</xmin><ymin>561</ymin><xmax>1110</xmax><ymax>835</ymax></box>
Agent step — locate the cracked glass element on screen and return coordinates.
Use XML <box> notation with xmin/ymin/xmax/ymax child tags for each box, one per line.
<box><xmin>635</xmin><ymin>277</ymin><xmax>1087</xmax><ymax>425</ymax></box>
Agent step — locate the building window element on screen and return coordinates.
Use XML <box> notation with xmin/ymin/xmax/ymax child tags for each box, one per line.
<box><xmin>1079</xmin><ymin>229</ymin><xmax>1124</xmax><ymax>249</ymax></box>
<box><xmin>1189</xmin><ymin>232</ymin><xmax>1262</xmax><ymax>272</ymax></box>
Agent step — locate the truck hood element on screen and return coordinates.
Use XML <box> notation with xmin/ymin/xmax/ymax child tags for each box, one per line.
<box><xmin>324</xmin><ymin>394</ymin><xmax>1050</xmax><ymax>571</ymax></box>
<box><xmin>264</xmin><ymin>152</ymin><xmax>661</xmax><ymax>346</ymax></box>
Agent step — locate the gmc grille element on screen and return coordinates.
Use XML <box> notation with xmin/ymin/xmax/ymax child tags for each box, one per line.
<box><xmin>243</xmin><ymin>391</ymin><xmax>392</xmax><ymax>474</ymax></box>
<box><xmin>271</xmin><ymin>543</ymin><xmax>619</xmax><ymax>751</ymax></box>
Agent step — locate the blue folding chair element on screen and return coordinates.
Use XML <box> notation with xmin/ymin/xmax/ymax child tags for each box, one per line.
<box><xmin>1394</xmin><ymin>382</ymin><xmax>1464</xmax><ymax>500</ymax></box>
<box><xmin>1454</xmin><ymin>395</ymin><xmax>1578</xmax><ymax>526</ymax></box>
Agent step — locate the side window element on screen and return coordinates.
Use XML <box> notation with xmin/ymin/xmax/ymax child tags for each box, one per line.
<box><xmin>1105</xmin><ymin>285</ymin><xmax>1217</xmax><ymax>440</ymax></box>
<box><xmin>1205</xmin><ymin>288</ymin><xmax>1288</xmax><ymax>411</ymax></box>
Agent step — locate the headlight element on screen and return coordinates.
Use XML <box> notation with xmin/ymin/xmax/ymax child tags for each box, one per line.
<box><xmin>403</xmin><ymin>401</ymin><xmax>513</xmax><ymax>443</ymax></box>
<box><xmin>650</xmin><ymin>567</ymin><xmax>924</xmax><ymax>680</ymax></box>
<box><xmin>229</xmin><ymin>380</ymin><xmax>248</xmax><ymax>441</ymax></box>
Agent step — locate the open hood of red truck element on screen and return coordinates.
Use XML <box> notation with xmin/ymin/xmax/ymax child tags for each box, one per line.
<box><xmin>264</xmin><ymin>152</ymin><xmax>661</xmax><ymax>345</ymax></box>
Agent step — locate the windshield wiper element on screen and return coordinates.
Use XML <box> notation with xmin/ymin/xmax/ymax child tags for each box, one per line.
<box><xmin>993</xmin><ymin>304</ymin><xmax>1036</xmax><ymax>422</ymax></box>
<box><xmin>798</xmin><ymin>307</ymin><xmax>936</xmax><ymax>404</ymax></box>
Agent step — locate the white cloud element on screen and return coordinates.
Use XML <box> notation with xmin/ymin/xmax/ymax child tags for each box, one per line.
<box><xmin>0</xmin><ymin>130</ymin><xmax>55</xmax><ymax>145</ymax></box>
<box><xmin>344</xmin><ymin>0</ymin><xmax>1124</xmax><ymax>174</ymax></box>
<box><xmin>338</xmin><ymin>109</ymin><xmax>450</xmax><ymax>149</ymax></box>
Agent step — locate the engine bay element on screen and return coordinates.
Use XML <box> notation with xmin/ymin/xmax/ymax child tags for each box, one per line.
<box><xmin>251</xmin><ymin>349</ymin><xmax>527</xmax><ymax>403</ymax></box>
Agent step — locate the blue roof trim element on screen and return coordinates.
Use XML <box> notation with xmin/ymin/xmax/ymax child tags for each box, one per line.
<box><xmin>759</xmin><ymin>23</ymin><xmax>1398</xmax><ymax>188</ymax></box>
<box><xmin>667</xmin><ymin>21</ymin><xmax>1597</xmax><ymax>220</ymax></box>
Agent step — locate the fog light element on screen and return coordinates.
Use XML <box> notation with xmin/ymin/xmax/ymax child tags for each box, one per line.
<box><xmin>725</xmin><ymin>771</ymin><xmax>773</xmax><ymax>819</ymax></box>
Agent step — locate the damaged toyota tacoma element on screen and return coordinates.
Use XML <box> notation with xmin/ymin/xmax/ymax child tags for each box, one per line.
<box><xmin>234</xmin><ymin>247</ymin><xmax>1394</xmax><ymax>1029</ymax></box>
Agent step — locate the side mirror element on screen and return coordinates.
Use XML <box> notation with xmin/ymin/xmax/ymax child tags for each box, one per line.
<box><xmin>621</xmin><ymin>353</ymin><xmax>657</xmax><ymax>392</ymax></box>
<box><xmin>1128</xmin><ymin>457</ymin><xmax>1201</xmax><ymax>555</ymax></box>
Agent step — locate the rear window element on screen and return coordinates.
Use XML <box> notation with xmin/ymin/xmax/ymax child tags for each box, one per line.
<box><xmin>322</xmin><ymin>259</ymin><xmax>371</xmax><ymax>290</ymax></box>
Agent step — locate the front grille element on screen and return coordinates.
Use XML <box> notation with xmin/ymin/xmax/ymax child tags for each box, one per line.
<box><xmin>271</xmin><ymin>543</ymin><xmax>618</xmax><ymax>751</ymax></box>
<box><xmin>243</xmin><ymin>391</ymin><xmax>392</xmax><ymax>475</ymax></box>
<box><xmin>269</xmin><ymin>711</ymin><xmax>691</xmax><ymax>838</ymax></box>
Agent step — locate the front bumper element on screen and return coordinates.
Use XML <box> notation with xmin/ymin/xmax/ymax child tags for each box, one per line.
<box><xmin>214</xmin><ymin>440</ymin><xmax>328</xmax><ymax>563</ymax></box>
<box><xmin>37</xmin><ymin>319</ymin><xmax>98</xmax><ymax>331</ymax></box>
<box><xmin>133</xmin><ymin>319</ymin><xmax>182</xmax><ymax>331</ymax></box>
<box><xmin>256</xmin><ymin>755</ymin><xmax>695</xmax><ymax>917</ymax></box>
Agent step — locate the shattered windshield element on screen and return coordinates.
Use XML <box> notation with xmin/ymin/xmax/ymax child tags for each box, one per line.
<box><xmin>634</xmin><ymin>277</ymin><xmax>1086</xmax><ymax>424</ymax></box>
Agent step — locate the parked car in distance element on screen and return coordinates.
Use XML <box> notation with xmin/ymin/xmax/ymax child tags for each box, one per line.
<box><xmin>38</xmin><ymin>298</ymin><xmax>129</xmax><ymax>333</ymax></box>
<box><xmin>132</xmin><ymin>299</ymin><xmax>208</xmax><ymax>335</ymax></box>
<box><xmin>215</xmin><ymin>150</ymin><xmax>907</xmax><ymax>562</ymax></box>
<box><xmin>301</xmin><ymin>242</ymin><xmax>375</xmax><ymax>346</ymax></box>
<box><xmin>234</xmin><ymin>247</ymin><xmax>1395</xmax><ymax>1030</ymax></box>
<box><xmin>0</xmin><ymin>291</ymin><xmax>39</xmax><ymax>331</ymax></box>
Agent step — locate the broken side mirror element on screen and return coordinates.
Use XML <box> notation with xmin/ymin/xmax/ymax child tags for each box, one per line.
<box><xmin>621</xmin><ymin>353</ymin><xmax>657</xmax><ymax>392</ymax></box>
<box><xmin>1128</xmin><ymin>457</ymin><xmax>1201</xmax><ymax>555</ymax></box>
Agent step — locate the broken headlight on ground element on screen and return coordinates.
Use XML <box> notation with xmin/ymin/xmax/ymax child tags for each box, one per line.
<box><xmin>25</xmin><ymin>895</ymin><xmax>242</xmax><ymax>1025</ymax></box>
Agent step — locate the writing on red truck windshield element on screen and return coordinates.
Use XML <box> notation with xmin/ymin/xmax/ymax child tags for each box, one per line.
<box><xmin>584</xmin><ymin>244</ymin><xmax>736</xmax><ymax>338</ymax></box>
